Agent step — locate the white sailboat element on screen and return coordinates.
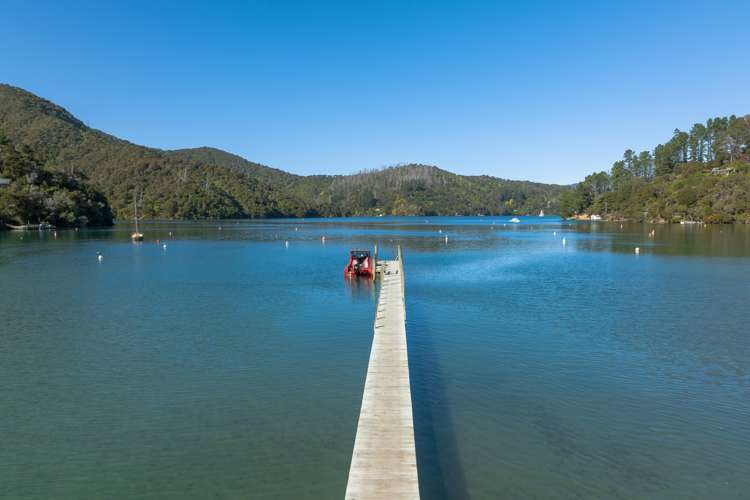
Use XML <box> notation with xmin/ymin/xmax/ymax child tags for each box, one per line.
<box><xmin>131</xmin><ymin>193</ymin><xmax>144</xmax><ymax>242</ymax></box>
<box><xmin>539</xmin><ymin>209</ymin><xmax>545</xmax><ymax>217</ymax></box>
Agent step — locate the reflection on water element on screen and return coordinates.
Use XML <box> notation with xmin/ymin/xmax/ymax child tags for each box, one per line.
<box><xmin>1</xmin><ymin>217</ymin><xmax>749</xmax><ymax>499</ymax></box>
<box><xmin>344</xmin><ymin>276</ymin><xmax>375</xmax><ymax>302</ymax></box>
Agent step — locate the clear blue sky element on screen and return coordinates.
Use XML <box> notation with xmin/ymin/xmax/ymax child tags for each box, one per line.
<box><xmin>2</xmin><ymin>0</ymin><xmax>749</xmax><ymax>183</ymax></box>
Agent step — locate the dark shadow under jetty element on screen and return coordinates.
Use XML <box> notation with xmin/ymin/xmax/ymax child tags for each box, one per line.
<box><xmin>409</xmin><ymin>299</ymin><xmax>470</xmax><ymax>500</ymax></box>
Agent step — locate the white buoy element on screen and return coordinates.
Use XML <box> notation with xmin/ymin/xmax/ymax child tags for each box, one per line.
<box><xmin>438</xmin><ymin>229</ymin><xmax>442</xmax><ymax>234</ymax></box>
<box><xmin>285</xmin><ymin>240</ymin><xmax>289</xmax><ymax>248</ymax></box>
<box><xmin>562</xmin><ymin>237</ymin><xmax>567</xmax><ymax>246</ymax></box>
<box><xmin>553</xmin><ymin>231</ymin><xmax>557</xmax><ymax>236</ymax></box>
<box><xmin>321</xmin><ymin>236</ymin><xmax>326</xmax><ymax>244</ymax></box>
<box><xmin>444</xmin><ymin>235</ymin><xmax>448</xmax><ymax>244</ymax></box>
<box><xmin>97</xmin><ymin>254</ymin><xmax>103</xmax><ymax>262</ymax></box>
<box><xmin>635</xmin><ymin>247</ymin><xmax>640</xmax><ymax>254</ymax></box>
<box><xmin>162</xmin><ymin>244</ymin><xmax>167</xmax><ymax>250</ymax></box>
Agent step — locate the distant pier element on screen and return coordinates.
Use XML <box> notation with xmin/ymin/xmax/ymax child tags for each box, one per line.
<box><xmin>345</xmin><ymin>250</ymin><xmax>419</xmax><ymax>499</ymax></box>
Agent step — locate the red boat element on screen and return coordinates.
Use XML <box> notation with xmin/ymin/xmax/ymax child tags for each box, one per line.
<box><xmin>344</xmin><ymin>249</ymin><xmax>374</xmax><ymax>278</ymax></box>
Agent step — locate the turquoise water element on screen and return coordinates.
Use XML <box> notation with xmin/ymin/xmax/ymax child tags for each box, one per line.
<box><xmin>1</xmin><ymin>218</ymin><xmax>749</xmax><ymax>499</ymax></box>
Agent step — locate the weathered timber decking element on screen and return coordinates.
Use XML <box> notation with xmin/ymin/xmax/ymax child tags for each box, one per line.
<box><xmin>345</xmin><ymin>257</ymin><xmax>419</xmax><ymax>499</ymax></box>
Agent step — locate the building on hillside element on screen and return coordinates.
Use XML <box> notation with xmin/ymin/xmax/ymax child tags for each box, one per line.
<box><xmin>710</xmin><ymin>167</ymin><xmax>737</xmax><ymax>176</ymax></box>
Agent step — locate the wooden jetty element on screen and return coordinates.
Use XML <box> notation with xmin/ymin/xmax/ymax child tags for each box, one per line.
<box><xmin>7</xmin><ymin>222</ymin><xmax>56</xmax><ymax>231</ymax></box>
<box><xmin>345</xmin><ymin>248</ymin><xmax>419</xmax><ymax>499</ymax></box>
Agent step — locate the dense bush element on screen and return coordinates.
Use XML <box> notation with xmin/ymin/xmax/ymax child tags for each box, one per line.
<box><xmin>0</xmin><ymin>137</ymin><xmax>113</xmax><ymax>227</ymax></box>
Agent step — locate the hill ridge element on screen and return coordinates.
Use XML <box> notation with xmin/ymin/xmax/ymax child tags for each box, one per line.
<box><xmin>0</xmin><ymin>83</ymin><xmax>567</xmax><ymax>218</ymax></box>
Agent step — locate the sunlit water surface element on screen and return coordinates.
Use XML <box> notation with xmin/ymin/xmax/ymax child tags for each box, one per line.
<box><xmin>1</xmin><ymin>217</ymin><xmax>749</xmax><ymax>499</ymax></box>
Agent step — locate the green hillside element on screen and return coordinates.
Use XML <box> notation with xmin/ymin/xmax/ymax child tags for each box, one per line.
<box><xmin>0</xmin><ymin>84</ymin><xmax>312</xmax><ymax>220</ymax></box>
<box><xmin>0</xmin><ymin>83</ymin><xmax>567</xmax><ymax>220</ymax></box>
<box><xmin>561</xmin><ymin>115</ymin><xmax>750</xmax><ymax>223</ymax></box>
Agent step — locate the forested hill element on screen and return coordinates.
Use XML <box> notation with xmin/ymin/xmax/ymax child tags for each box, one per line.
<box><xmin>301</xmin><ymin>165</ymin><xmax>567</xmax><ymax>217</ymax></box>
<box><xmin>561</xmin><ymin>115</ymin><xmax>750</xmax><ymax>223</ymax></box>
<box><xmin>0</xmin><ymin>84</ymin><xmax>567</xmax><ymax>220</ymax></box>
<box><xmin>0</xmin><ymin>84</ymin><xmax>311</xmax><ymax>219</ymax></box>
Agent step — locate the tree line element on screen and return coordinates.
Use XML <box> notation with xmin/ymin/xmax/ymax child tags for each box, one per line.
<box><xmin>560</xmin><ymin>115</ymin><xmax>750</xmax><ymax>223</ymax></box>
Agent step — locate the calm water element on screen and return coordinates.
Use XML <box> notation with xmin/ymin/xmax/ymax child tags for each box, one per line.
<box><xmin>1</xmin><ymin>218</ymin><xmax>749</xmax><ymax>499</ymax></box>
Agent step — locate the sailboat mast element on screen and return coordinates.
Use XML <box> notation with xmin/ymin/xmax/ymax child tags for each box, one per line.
<box><xmin>134</xmin><ymin>194</ymin><xmax>139</xmax><ymax>233</ymax></box>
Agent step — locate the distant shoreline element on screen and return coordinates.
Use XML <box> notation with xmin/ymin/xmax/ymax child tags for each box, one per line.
<box><xmin>569</xmin><ymin>214</ymin><xmax>747</xmax><ymax>225</ymax></box>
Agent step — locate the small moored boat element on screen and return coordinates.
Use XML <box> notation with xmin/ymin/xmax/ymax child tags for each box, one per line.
<box><xmin>509</xmin><ymin>217</ymin><xmax>521</xmax><ymax>223</ymax></box>
<box><xmin>344</xmin><ymin>249</ymin><xmax>374</xmax><ymax>278</ymax></box>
